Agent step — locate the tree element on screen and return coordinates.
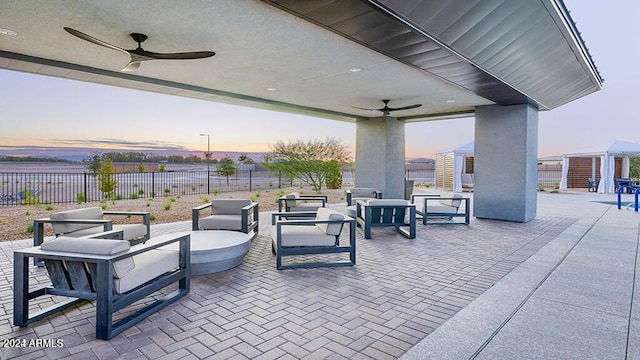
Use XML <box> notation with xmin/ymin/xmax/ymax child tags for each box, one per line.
<box><xmin>630</xmin><ymin>157</ymin><xmax>640</xmax><ymax>178</ymax></box>
<box><xmin>217</xmin><ymin>156</ymin><xmax>236</xmax><ymax>185</ymax></box>
<box><xmin>98</xmin><ymin>158</ymin><xmax>117</xmax><ymax>199</ymax></box>
<box><xmin>265</xmin><ymin>137</ymin><xmax>351</xmax><ymax>192</ymax></box>
<box><xmin>238</xmin><ymin>152</ymin><xmax>255</xmax><ymax>164</ymax></box>
<box><xmin>84</xmin><ymin>152</ymin><xmax>104</xmax><ymax>175</ymax></box>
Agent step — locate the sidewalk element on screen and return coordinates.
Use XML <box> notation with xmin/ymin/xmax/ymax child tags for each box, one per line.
<box><xmin>401</xmin><ymin>191</ymin><xmax>640</xmax><ymax>359</ymax></box>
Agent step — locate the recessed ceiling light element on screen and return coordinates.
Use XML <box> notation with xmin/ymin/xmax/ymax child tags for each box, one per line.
<box><xmin>0</xmin><ymin>28</ymin><xmax>17</xmax><ymax>36</ymax></box>
<box><xmin>446</xmin><ymin>99</ymin><xmax>456</xmax><ymax>103</ymax></box>
<box><xmin>266</xmin><ymin>87</ymin><xmax>277</xmax><ymax>91</ymax></box>
<box><xmin>348</xmin><ymin>67</ymin><xmax>362</xmax><ymax>72</ymax></box>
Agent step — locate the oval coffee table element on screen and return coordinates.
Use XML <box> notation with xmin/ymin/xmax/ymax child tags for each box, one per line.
<box><xmin>161</xmin><ymin>230</ymin><xmax>252</xmax><ymax>275</ymax></box>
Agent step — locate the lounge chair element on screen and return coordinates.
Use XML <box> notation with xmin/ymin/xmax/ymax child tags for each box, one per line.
<box><xmin>33</xmin><ymin>207</ymin><xmax>151</xmax><ymax>266</ymax></box>
<box><xmin>356</xmin><ymin>199</ymin><xmax>416</xmax><ymax>239</ymax></box>
<box><xmin>277</xmin><ymin>192</ymin><xmax>327</xmax><ymax>218</ymax></box>
<box><xmin>192</xmin><ymin>199</ymin><xmax>259</xmax><ymax>236</ymax></box>
<box><xmin>14</xmin><ymin>231</ymin><xmax>190</xmax><ymax>340</ymax></box>
<box><xmin>346</xmin><ymin>187</ymin><xmax>382</xmax><ymax>206</ymax></box>
<box><xmin>271</xmin><ymin>207</ymin><xmax>356</xmax><ymax>270</ymax></box>
<box><xmin>413</xmin><ymin>194</ymin><xmax>470</xmax><ymax>225</ymax></box>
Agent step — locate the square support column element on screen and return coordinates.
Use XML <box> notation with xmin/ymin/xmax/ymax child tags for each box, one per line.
<box><xmin>474</xmin><ymin>104</ymin><xmax>538</xmax><ymax>222</ymax></box>
<box><xmin>355</xmin><ymin>116</ymin><xmax>405</xmax><ymax>199</ymax></box>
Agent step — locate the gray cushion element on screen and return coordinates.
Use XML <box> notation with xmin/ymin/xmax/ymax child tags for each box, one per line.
<box><xmin>289</xmin><ymin>203</ymin><xmax>324</xmax><ymax>212</ymax></box>
<box><xmin>284</xmin><ymin>192</ymin><xmax>301</xmax><ymax>207</ymax></box>
<box><xmin>67</xmin><ymin>224</ymin><xmax>147</xmax><ymax>241</ymax></box>
<box><xmin>315</xmin><ymin>207</ymin><xmax>344</xmax><ymax>235</ymax></box>
<box><xmin>113</xmin><ymin>249</ymin><xmax>178</xmax><ymax>294</ymax></box>
<box><xmin>367</xmin><ymin>199</ymin><xmax>409</xmax><ymax>206</ymax></box>
<box><xmin>50</xmin><ymin>207</ymin><xmax>104</xmax><ymax>234</ymax></box>
<box><xmin>271</xmin><ymin>225</ymin><xmax>337</xmax><ymax>249</ymax></box>
<box><xmin>40</xmin><ymin>236</ymin><xmax>135</xmax><ymax>278</ymax></box>
<box><xmin>426</xmin><ymin>205</ymin><xmax>459</xmax><ymax>214</ymax></box>
<box><xmin>199</xmin><ymin>214</ymin><xmax>242</xmax><ymax>230</ymax></box>
<box><xmin>439</xmin><ymin>196</ymin><xmax>463</xmax><ymax>208</ymax></box>
<box><xmin>41</xmin><ymin>236</ymin><xmax>129</xmax><ymax>255</ymax></box>
<box><xmin>211</xmin><ymin>199</ymin><xmax>251</xmax><ymax>215</ymax></box>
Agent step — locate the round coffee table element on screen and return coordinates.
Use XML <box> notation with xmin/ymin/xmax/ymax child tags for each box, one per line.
<box><xmin>162</xmin><ymin>230</ymin><xmax>252</xmax><ymax>275</ymax></box>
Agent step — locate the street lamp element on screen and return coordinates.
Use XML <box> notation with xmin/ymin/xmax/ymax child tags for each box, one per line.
<box><xmin>200</xmin><ymin>133</ymin><xmax>210</xmax><ymax>194</ymax></box>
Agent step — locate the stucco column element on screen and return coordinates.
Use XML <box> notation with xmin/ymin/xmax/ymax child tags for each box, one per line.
<box><xmin>474</xmin><ymin>104</ymin><xmax>538</xmax><ymax>222</ymax></box>
<box><xmin>355</xmin><ymin>116</ymin><xmax>405</xmax><ymax>199</ymax></box>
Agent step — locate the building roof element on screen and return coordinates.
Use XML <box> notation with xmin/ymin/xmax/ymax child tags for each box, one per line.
<box><xmin>0</xmin><ymin>1</ymin><xmax>602</xmax><ymax>122</ymax></box>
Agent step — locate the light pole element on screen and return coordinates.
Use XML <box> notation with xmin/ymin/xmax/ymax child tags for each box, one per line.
<box><xmin>200</xmin><ymin>133</ymin><xmax>210</xmax><ymax>194</ymax></box>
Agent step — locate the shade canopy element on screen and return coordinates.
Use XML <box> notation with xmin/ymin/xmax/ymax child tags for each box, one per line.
<box><xmin>563</xmin><ymin>140</ymin><xmax>640</xmax><ymax>157</ymax></box>
<box><xmin>436</xmin><ymin>141</ymin><xmax>475</xmax><ymax>156</ymax></box>
<box><xmin>560</xmin><ymin>140</ymin><xmax>640</xmax><ymax>193</ymax></box>
<box><xmin>436</xmin><ymin>141</ymin><xmax>474</xmax><ymax>192</ymax></box>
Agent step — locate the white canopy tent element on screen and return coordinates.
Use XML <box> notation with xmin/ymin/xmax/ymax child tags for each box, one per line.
<box><xmin>560</xmin><ymin>140</ymin><xmax>640</xmax><ymax>193</ymax></box>
<box><xmin>435</xmin><ymin>141</ymin><xmax>474</xmax><ymax>192</ymax></box>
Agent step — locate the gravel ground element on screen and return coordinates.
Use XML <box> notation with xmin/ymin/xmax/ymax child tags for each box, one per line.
<box><xmin>0</xmin><ymin>186</ymin><xmax>347</xmax><ymax>242</ymax></box>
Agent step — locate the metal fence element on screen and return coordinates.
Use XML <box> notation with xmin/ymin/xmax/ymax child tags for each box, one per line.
<box><xmin>0</xmin><ymin>169</ymin><xmax>357</xmax><ymax>206</ymax></box>
<box><xmin>0</xmin><ymin>167</ymin><xmax>565</xmax><ymax>206</ymax></box>
<box><xmin>403</xmin><ymin>168</ymin><xmax>563</xmax><ymax>189</ymax></box>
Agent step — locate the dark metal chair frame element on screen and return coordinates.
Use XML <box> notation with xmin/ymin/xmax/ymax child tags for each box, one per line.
<box><xmin>412</xmin><ymin>195</ymin><xmax>470</xmax><ymax>225</ymax></box>
<box><xmin>356</xmin><ymin>200</ymin><xmax>416</xmax><ymax>239</ymax></box>
<box><xmin>345</xmin><ymin>189</ymin><xmax>382</xmax><ymax>206</ymax></box>
<box><xmin>33</xmin><ymin>210</ymin><xmax>151</xmax><ymax>247</ymax></box>
<box><xmin>14</xmin><ymin>232</ymin><xmax>190</xmax><ymax>340</ymax></box>
<box><xmin>277</xmin><ymin>195</ymin><xmax>328</xmax><ymax>212</ymax></box>
<box><xmin>271</xmin><ymin>212</ymin><xmax>356</xmax><ymax>270</ymax></box>
<box><xmin>191</xmin><ymin>201</ymin><xmax>259</xmax><ymax>235</ymax></box>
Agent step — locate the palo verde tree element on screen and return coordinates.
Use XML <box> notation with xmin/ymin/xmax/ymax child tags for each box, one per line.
<box><xmin>265</xmin><ymin>137</ymin><xmax>351</xmax><ymax>192</ymax></box>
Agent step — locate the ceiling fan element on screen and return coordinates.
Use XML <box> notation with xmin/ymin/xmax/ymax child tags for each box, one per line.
<box><xmin>63</xmin><ymin>27</ymin><xmax>215</xmax><ymax>72</ymax></box>
<box><xmin>353</xmin><ymin>99</ymin><xmax>422</xmax><ymax>115</ymax></box>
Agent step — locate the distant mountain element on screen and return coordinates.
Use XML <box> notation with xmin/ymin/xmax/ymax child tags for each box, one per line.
<box><xmin>0</xmin><ymin>147</ymin><xmax>268</xmax><ymax>163</ymax></box>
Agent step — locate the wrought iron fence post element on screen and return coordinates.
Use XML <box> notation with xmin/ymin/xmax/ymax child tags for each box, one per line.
<box><xmin>84</xmin><ymin>173</ymin><xmax>88</xmax><ymax>203</ymax></box>
<box><xmin>249</xmin><ymin>170</ymin><xmax>252</xmax><ymax>192</ymax></box>
<box><xmin>278</xmin><ymin>170</ymin><xmax>282</xmax><ymax>189</ymax></box>
<box><xmin>152</xmin><ymin>172</ymin><xmax>155</xmax><ymax>198</ymax></box>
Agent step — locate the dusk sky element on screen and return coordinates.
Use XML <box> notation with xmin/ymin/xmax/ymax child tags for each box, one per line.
<box><xmin>0</xmin><ymin>1</ymin><xmax>637</xmax><ymax>159</ymax></box>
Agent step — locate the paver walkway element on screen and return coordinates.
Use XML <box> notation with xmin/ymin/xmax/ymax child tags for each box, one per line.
<box><xmin>0</xmin><ymin>191</ymin><xmax>630</xmax><ymax>359</ymax></box>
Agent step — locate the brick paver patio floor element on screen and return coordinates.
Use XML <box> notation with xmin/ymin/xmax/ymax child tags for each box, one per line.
<box><xmin>0</xmin><ymin>211</ymin><xmax>576</xmax><ymax>359</ymax></box>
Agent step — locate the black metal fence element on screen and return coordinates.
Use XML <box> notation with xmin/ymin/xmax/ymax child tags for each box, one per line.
<box><xmin>0</xmin><ymin>167</ymin><xmax>565</xmax><ymax>206</ymax></box>
<box><xmin>0</xmin><ymin>170</ymin><xmax>355</xmax><ymax>206</ymax></box>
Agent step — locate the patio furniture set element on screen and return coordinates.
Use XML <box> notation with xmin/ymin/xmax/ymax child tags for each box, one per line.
<box><xmin>13</xmin><ymin>189</ymin><xmax>469</xmax><ymax>339</ymax></box>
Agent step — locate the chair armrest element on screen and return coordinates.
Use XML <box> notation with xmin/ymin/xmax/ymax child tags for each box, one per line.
<box><xmin>410</xmin><ymin>194</ymin><xmax>440</xmax><ymax>204</ymax></box>
<box><xmin>424</xmin><ymin>197</ymin><xmax>468</xmax><ymax>211</ymax></box>
<box><xmin>103</xmin><ymin>211</ymin><xmax>151</xmax><ymax>239</ymax></box>
<box><xmin>271</xmin><ymin>211</ymin><xmax>317</xmax><ymax>225</ymax></box>
<box><xmin>298</xmin><ymin>195</ymin><xmax>328</xmax><ymax>201</ymax></box>
<box><xmin>241</xmin><ymin>202</ymin><xmax>259</xmax><ymax>233</ymax></box>
<box><xmin>191</xmin><ymin>203</ymin><xmax>212</xmax><ymax>230</ymax></box>
<box><xmin>275</xmin><ymin>217</ymin><xmax>354</xmax><ymax>227</ymax></box>
<box><xmin>33</xmin><ymin>218</ymin><xmax>114</xmax><ymax>246</ymax></box>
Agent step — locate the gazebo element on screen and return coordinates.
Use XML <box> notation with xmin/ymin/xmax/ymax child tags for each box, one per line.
<box><xmin>435</xmin><ymin>141</ymin><xmax>474</xmax><ymax>192</ymax></box>
<box><xmin>560</xmin><ymin>140</ymin><xmax>640</xmax><ymax>193</ymax></box>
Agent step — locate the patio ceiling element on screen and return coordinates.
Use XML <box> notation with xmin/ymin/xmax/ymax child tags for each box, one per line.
<box><xmin>0</xmin><ymin>0</ymin><xmax>601</xmax><ymax>123</ymax></box>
